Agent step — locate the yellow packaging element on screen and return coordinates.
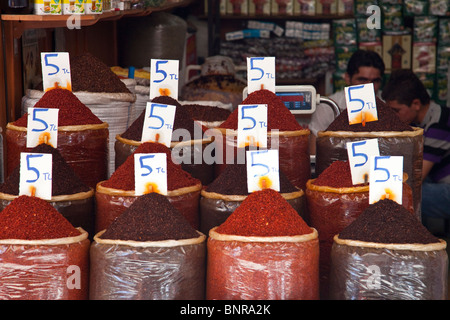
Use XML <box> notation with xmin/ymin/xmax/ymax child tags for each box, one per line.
<box><xmin>382</xmin><ymin>34</ymin><xmax>412</xmax><ymax>73</ymax></box>
<box><xmin>63</xmin><ymin>0</ymin><xmax>86</xmax><ymax>14</ymax></box>
<box><xmin>85</xmin><ymin>0</ymin><xmax>103</xmax><ymax>14</ymax></box>
<box><xmin>34</xmin><ymin>0</ymin><xmax>62</xmax><ymax>15</ymax></box>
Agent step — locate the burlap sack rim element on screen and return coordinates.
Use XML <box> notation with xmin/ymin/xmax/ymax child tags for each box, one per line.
<box><xmin>0</xmin><ymin>189</ymin><xmax>94</xmax><ymax>202</ymax></box>
<box><xmin>0</xmin><ymin>227</ymin><xmax>88</xmax><ymax>245</ymax></box>
<box><xmin>209</xmin><ymin>226</ymin><xmax>318</xmax><ymax>243</ymax></box>
<box><xmin>93</xmin><ymin>229</ymin><xmax>206</xmax><ymax>248</ymax></box>
<box><xmin>26</xmin><ymin>88</ymin><xmax>137</xmax><ymax>103</ymax></box>
<box><xmin>7</xmin><ymin>122</ymin><xmax>109</xmax><ymax>132</ymax></box>
<box><xmin>201</xmin><ymin>188</ymin><xmax>304</xmax><ymax>201</ymax></box>
<box><xmin>333</xmin><ymin>234</ymin><xmax>447</xmax><ymax>251</ymax></box>
<box><xmin>115</xmin><ymin>133</ymin><xmax>213</xmax><ymax>148</ymax></box>
<box><xmin>317</xmin><ymin>126</ymin><xmax>423</xmax><ymax>138</ymax></box>
<box><xmin>96</xmin><ymin>180</ymin><xmax>202</xmax><ymax>197</ymax></box>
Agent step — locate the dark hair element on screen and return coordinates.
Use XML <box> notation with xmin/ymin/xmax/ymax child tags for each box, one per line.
<box><xmin>381</xmin><ymin>69</ymin><xmax>430</xmax><ymax>106</ymax></box>
<box><xmin>347</xmin><ymin>49</ymin><xmax>385</xmax><ymax>78</ymax></box>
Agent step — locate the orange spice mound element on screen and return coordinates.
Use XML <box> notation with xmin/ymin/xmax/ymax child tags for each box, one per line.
<box><xmin>215</xmin><ymin>188</ymin><xmax>313</xmax><ymax>237</ymax></box>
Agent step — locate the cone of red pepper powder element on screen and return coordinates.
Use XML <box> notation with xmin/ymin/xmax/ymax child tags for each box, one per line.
<box><xmin>315</xmin><ymin>97</ymin><xmax>424</xmax><ymax>220</ymax></box>
<box><xmin>115</xmin><ymin>95</ymin><xmax>215</xmax><ymax>185</ymax></box>
<box><xmin>7</xmin><ymin>88</ymin><xmax>109</xmax><ymax>189</ymax></box>
<box><xmin>214</xmin><ymin>89</ymin><xmax>311</xmax><ymax>191</ymax></box>
<box><xmin>90</xmin><ymin>192</ymin><xmax>206</xmax><ymax>300</ymax></box>
<box><xmin>329</xmin><ymin>199</ymin><xmax>448</xmax><ymax>300</ymax></box>
<box><xmin>305</xmin><ymin>160</ymin><xmax>414</xmax><ymax>299</ymax></box>
<box><xmin>206</xmin><ymin>188</ymin><xmax>319</xmax><ymax>300</ymax></box>
<box><xmin>95</xmin><ymin>141</ymin><xmax>202</xmax><ymax>232</ymax></box>
<box><xmin>0</xmin><ymin>195</ymin><xmax>89</xmax><ymax>300</ymax></box>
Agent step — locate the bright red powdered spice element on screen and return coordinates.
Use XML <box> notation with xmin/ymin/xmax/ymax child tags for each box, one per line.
<box><xmin>215</xmin><ymin>188</ymin><xmax>312</xmax><ymax>237</ymax></box>
<box><xmin>13</xmin><ymin>88</ymin><xmax>103</xmax><ymax>127</ymax></box>
<box><xmin>0</xmin><ymin>195</ymin><xmax>81</xmax><ymax>240</ymax></box>
<box><xmin>102</xmin><ymin>142</ymin><xmax>201</xmax><ymax>191</ymax></box>
<box><xmin>313</xmin><ymin>160</ymin><xmax>365</xmax><ymax>188</ymax></box>
<box><xmin>219</xmin><ymin>89</ymin><xmax>303</xmax><ymax>131</ymax></box>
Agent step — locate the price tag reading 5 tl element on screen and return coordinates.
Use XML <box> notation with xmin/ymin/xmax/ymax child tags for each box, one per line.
<box><xmin>346</xmin><ymin>139</ymin><xmax>380</xmax><ymax>185</ymax></box>
<box><xmin>19</xmin><ymin>153</ymin><xmax>53</xmax><ymax>200</ymax></box>
<box><xmin>369</xmin><ymin>155</ymin><xmax>403</xmax><ymax>205</ymax></box>
<box><xmin>27</xmin><ymin>108</ymin><xmax>59</xmax><ymax>148</ymax></box>
<box><xmin>150</xmin><ymin>59</ymin><xmax>179</xmax><ymax>100</ymax></box>
<box><xmin>345</xmin><ymin>83</ymin><xmax>378</xmax><ymax>125</ymax></box>
<box><xmin>237</xmin><ymin>104</ymin><xmax>268</xmax><ymax>148</ymax></box>
<box><xmin>246</xmin><ymin>149</ymin><xmax>280</xmax><ymax>193</ymax></box>
<box><xmin>142</xmin><ymin>102</ymin><xmax>176</xmax><ymax>147</ymax></box>
<box><xmin>41</xmin><ymin>52</ymin><xmax>72</xmax><ymax>92</ymax></box>
<box><xmin>247</xmin><ymin>57</ymin><xmax>276</xmax><ymax>94</ymax></box>
<box><xmin>134</xmin><ymin>153</ymin><xmax>168</xmax><ymax>196</ymax></box>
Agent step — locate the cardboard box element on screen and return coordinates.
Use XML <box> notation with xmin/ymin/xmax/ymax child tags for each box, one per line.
<box><xmin>316</xmin><ymin>0</ymin><xmax>337</xmax><ymax>14</ymax></box>
<box><xmin>412</xmin><ymin>42</ymin><xmax>436</xmax><ymax>74</ymax></box>
<box><xmin>293</xmin><ymin>0</ymin><xmax>315</xmax><ymax>15</ymax></box>
<box><xmin>382</xmin><ymin>33</ymin><xmax>412</xmax><ymax>73</ymax></box>
<box><xmin>226</xmin><ymin>0</ymin><xmax>248</xmax><ymax>15</ymax></box>
<box><xmin>248</xmin><ymin>0</ymin><xmax>269</xmax><ymax>14</ymax></box>
<box><xmin>271</xmin><ymin>0</ymin><xmax>293</xmax><ymax>15</ymax></box>
<box><xmin>34</xmin><ymin>0</ymin><xmax>62</xmax><ymax>14</ymax></box>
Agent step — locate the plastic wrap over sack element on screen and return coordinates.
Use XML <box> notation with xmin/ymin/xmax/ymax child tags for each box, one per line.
<box><xmin>0</xmin><ymin>228</ymin><xmax>90</xmax><ymax>300</ymax></box>
<box><xmin>89</xmin><ymin>231</ymin><xmax>206</xmax><ymax>300</ymax></box>
<box><xmin>329</xmin><ymin>236</ymin><xmax>448</xmax><ymax>300</ymax></box>
<box><xmin>95</xmin><ymin>182</ymin><xmax>202</xmax><ymax>232</ymax></box>
<box><xmin>305</xmin><ymin>178</ymin><xmax>414</xmax><ymax>299</ymax></box>
<box><xmin>6</xmin><ymin>123</ymin><xmax>109</xmax><ymax>189</ymax></box>
<box><xmin>315</xmin><ymin>128</ymin><xmax>424</xmax><ymax>218</ymax></box>
<box><xmin>206</xmin><ymin>228</ymin><xmax>319</xmax><ymax>300</ymax></box>
<box><xmin>200</xmin><ymin>189</ymin><xmax>306</xmax><ymax>235</ymax></box>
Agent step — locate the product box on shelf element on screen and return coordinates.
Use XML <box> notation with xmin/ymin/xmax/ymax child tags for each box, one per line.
<box><xmin>293</xmin><ymin>0</ymin><xmax>315</xmax><ymax>15</ymax></box>
<box><xmin>271</xmin><ymin>0</ymin><xmax>293</xmax><ymax>15</ymax></box>
<box><xmin>34</xmin><ymin>0</ymin><xmax>62</xmax><ymax>15</ymax></box>
<box><xmin>412</xmin><ymin>42</ymin><xmax>436</xmax><ymax>74</ymax></box>
<box><xmin>85</xmin><ymin>0</ymin><xmax>103</xmax><ymax>13</ymax></box>
<box><xmin>315</xmin><ymin>0</ymin><xmax>337</xmax><ymax>14</ymax></box>
<box><xmin>359</xmin><ymin>42</ymin><xmax>383</xmax><ymax>57</ymax></box>
<box><xmin>337</xmin><ymin>0</ymin><xmax>353</xmax><ymax>15</ymax></box>
<box><xmin>382</xmin><ymin>33</ymin><xmax>412</xmax><ymax>73</ymax></box>
<box><xmin>248</xmin><ymin>0</ymin><xmax>270</xmax><ymax>14</ymax></box>
<box><xmin>63</xmin><ymin>0</ymin><xmax>85</xmax><ymax>14</ymax></box>
<box><xmin>226</xmin><ymin>0</ymin><xmax>248</xmax><ymax>15</ymax></box>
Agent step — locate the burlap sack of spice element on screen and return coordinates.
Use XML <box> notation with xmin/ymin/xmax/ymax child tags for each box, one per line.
<box><xmin>0</xmin><ymin>191</ymin><xmax>95</xmax><ymax>240</ymax></box>
<box><xmin>206</xmin><ymin>227</ymin><xmax>320</xmax><ymax>300</ymax></box>
<box><xmin>329</xmin><ymin>236</ymin><xmax>448</xmax><ymax>300</ymax></box>
<box><xmin>6</xmin><ymin>123</ymin><xmax>109</xmax><ymax>189</ymax></box>
<box><xmin>315</xmin><ymin>128</ymin><xmax>424</xmax><ymax>219</ymax></box>
<box><xmin>212</xmin><ymin>128</ymin><xmax>311</xmax><ymax>191</ymax></box>
<box><xmin>115</xmin><ymin>135</ymin><xmax>215</xmax><ymax>186</ymax></box>
<box><xmin>0</xmin><ymin>228</ymin><xmax>90</xmax><ymax>300</ymax></box>
<box><xmin>90</xmin><ymin>230</ymin><xmax>206</xmax><ymax>300</ymax></box>
<box><xmin>95</xmin><ymin>182</ymin><xmax>202</xmax><ymax>233</ymax></box>
<box><xmin>200</xmin><ymin>189</ymin><xmax>305</xmax><ymax>235</ymax></box>
<box><xmin>22</xmin><ymin>87</ymin><xmax>136</xmax><ymax>177</ymax></box>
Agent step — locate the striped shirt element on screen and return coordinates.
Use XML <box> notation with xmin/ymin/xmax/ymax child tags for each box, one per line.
<box><xmin>418</xmin><ymin>101</ymin><xmax>450</xmax><ymax>183</ymax></box>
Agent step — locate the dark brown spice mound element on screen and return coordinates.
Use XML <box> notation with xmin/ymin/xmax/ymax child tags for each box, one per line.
<box><xmin>100</xmin><ymin>192</ymin><xmax>199</xmax><ymax>241</ymax></box>
<box><xmin>181</xmin><ymin>103</ymin><xmax>231</xmax><ymax>122</ymax></box>
<box><xmin>338</xmin><ymin>199</ymin><xmax>439</xmax><ymax>244</ymax></box>
<box><xmin>326</xmin><ymin>97</ymin><xmax>414</xmax><ymax>132</ymax></box>
<box><xmin>313</xmin><ymin>160</ymin><xmax>366</xmax><ymax>188</ymax></box>
<box><xmin>0</xmin><ymin>143</ymin><xmax>90</xmax><ymax>196</ymax></box>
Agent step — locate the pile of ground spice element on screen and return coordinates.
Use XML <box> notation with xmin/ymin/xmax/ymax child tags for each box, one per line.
<box><xmin>215</xmin><ymin>188</ymin><xmax>313</xmax><ymax>237</ymax></box>
<box><xmin>13</xmin><ymin>88</ymin><xmax>103</xmax><ymax>127</ymax></box>
<box><xmin>70</xmin><ymin>52</ymin><xmax>131</xmax><ymax>93</ymax></box>
<box><xmin>100</xmin><ymin>192</ymin><xmax>199</xmax><ymax>241</ymax></box>
<box><xmin>219</xmin><ymin>89</ymin><xmax>303</xmax><ymax>131</ymax></box>
<box><xmin>102</xmin><ymin>142</ymin><xmax>200</xmax><ymax>191</ymax></box>
<box><xmin>0</xmin><ymin>195</ymin><xmax>81</xmax><ymax>240</ymax></box>
<box><xmin>312</xmin><ymin>160</ymin><xmax>366</xmax><ymax>188</ymax></box>
<box><xmin>181</xmin><ymin>103</ymin><xmax>231</xmax><ymax>122</ymax></box>
<box><xmin>206</xmin><ymin>162</ymin><xmax>298</xmax><ymax>195</ymax></box>
<box><xmin>0</xmin><ymin>143</ymin><xmax>90</xmax><ymax>196</ymax></box>
<box><xmin>121</xmin><ymin>96</ymin><xmax>203</xmax><ymax>142</ymax></box>
<box><xmin>326</xmin><ymin>97</ymin><xmax>413</xmax><ymax>132</ymax></box>
<box><xmin>338</xmin><ymin>199</ymin><xmax>439</xmax><ymax>244</ymax></box>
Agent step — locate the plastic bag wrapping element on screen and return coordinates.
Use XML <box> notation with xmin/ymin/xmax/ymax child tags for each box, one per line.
<box><xmin>6</xmin><ymin>123</ymin><xmax>109</xmax><ymax>189</ymax></box>
<box><xmin>206</xmin><ymin>228</ymin><xmax>319</xmax><ymax>300</ymax></box>
<box><xmin>0</xmin><ymin>228</ymin><xmax>90</xmax><ymax>300</ymax></box>
<box><xmin>212</xmin><ymin>128</ymin><xmax>311</xmax><ymax>191</ymax></box>
<box><xmin>115</xmin><ymin>135</ymin><xmax>215</xmax><ymax>186</ymax></box>
<box><xmin>22</xmin><ymin>87</ymin><xmax>137</xmax><ymax>177</ymax></box>
<box><xmin>305</xmin><ymin>179</ymin><xmax>414</xmax><ymax>299</ymax></box>
<box><xmin>89</xmin><ymin>231</ymin><xmax>206</xmax><ymax>300</ymax></box>
<box><xmin>329</xmin><ymin>236</ymin><xmax>448</xmax><ymax>300</ymax></box>
<box><xmin>95</xmin><ymin>182</ymin><xmax>202</xmax><ymax>232</ymax></box>
<box><xmin>200</xmin><ymin>189</ymin><xmax>306</xmax><ymax>235</ymax></box>
<box><xmin>0</xmin><ymin>190</ymin><xmax>96</xmax><ymax>240</ymax></box>
<box><xmin>316</xmin><ymin>128</ymin><xmax>424</xmax><ymax>218</ymax></box>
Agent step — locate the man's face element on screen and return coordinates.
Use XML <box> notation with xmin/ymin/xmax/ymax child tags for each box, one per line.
<box><xmin>347</xmin><ymin>66</ymin><xmax>383</xmax><ymax>93</ymax></box>
<box><xmin>385</xmin><ymin>99</ymin><xmax>418</xmax><ymax>124</ymax></box>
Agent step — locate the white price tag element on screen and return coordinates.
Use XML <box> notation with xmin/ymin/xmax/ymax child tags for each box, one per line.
<box><xmin>19</xmin><ymin>153</ymin><xmax>52</xmax><ymax>200</ymax></box>
<box><xmin>41</xmin><ymin>52</ymin><xmax>72</xmax><ymax>92</ymax></box>
<box><xmin>247</xmin><ymin>57</ymin><xmax>276</xmax><ymax>94</ymax></box>
<box><xmin>134</xmin><ymin>153</ymin><xmax>168</xmax><ymax>196</ymax></box>
<box><xmin>150</xmin><ymin>59</ymin><xmax>179</xmax><ymax>100</ymax></box>
<box><xmin>237</xmin><ymin>104</ymin><xmax>268</xmax><ymax>148</ymax></box>
<box><xmin>26</xmin><ymin>108</ymin><xmax>59</xmax><ymax>148</ymax></box>
<box><xmin>246</xmin><ymin>149</ymin><xmax>280</xmax><ymax>193</ymax></box>
<box><xmin>369</xmin><ymin>155</ymin><xmax>403</xmax><ymax>205</ymax></box>
<box><xmin>346</xmin><ymin>139</ymin><xmax>380</xmax><ymax>185</ymax></box>
<box><xmin>345</xmin><ymin>83</ymin><xmax>378</xmax><ymax>125</ymax></box>
<box><xmin>141</xmin><ymin>102</ymin><xmax>176</xmax><ymax>147</ymax></box>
